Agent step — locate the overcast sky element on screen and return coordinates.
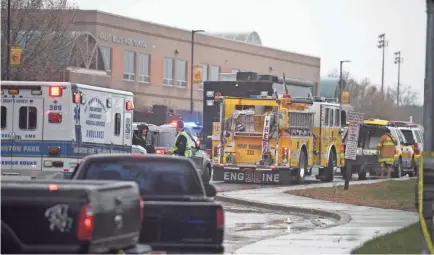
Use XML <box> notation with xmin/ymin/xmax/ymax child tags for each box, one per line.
<box><xmin>78</xmin><ymin>0</ymin><xmax>427</xmax><ymax>100</ymax></box>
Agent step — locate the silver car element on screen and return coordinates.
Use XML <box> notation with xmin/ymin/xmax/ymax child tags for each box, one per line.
<box><xmin>147</xmin><ymin>125</ymin><xmax>213</xmax><ymax>183</ymax></box>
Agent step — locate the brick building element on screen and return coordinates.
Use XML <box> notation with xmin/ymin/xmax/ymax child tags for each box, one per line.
<box><xmin>61</xmin><ymin>10</ymin><xmax>321</xmax><ymax>117</ymax></box>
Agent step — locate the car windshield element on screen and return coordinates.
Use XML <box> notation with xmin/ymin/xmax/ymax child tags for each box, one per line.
<box><xmin>84</xmin><ymin>160</ymin><xmax>203</xmax><ymax>196</ymax></box>
<box><xmin>400</xmin><ymin>129</ymin><xmax>416</xmax><ymax>144</ymax></box>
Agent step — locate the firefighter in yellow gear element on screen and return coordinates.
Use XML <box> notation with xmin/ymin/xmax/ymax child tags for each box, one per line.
<box><xmin>376</xmin><ymin>128</ymin><xmax>398</xmax><ymax>178</ymax></box>
<box><xmin>172</xmin><ymin>120</ymin><xmax>195</xmax><ymax>157</ymax></box>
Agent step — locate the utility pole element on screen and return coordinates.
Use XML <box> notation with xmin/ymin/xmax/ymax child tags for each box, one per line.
<box><xmin>190</xmin><ymin>29</ymin><xmax>205</xmax><ymax>116</ymax></box>
<box><xmin>6</xmin><ymin>0</ymin><xmax>11</xmax><ymax>80</ymax></box>
<box><xmin>394</xmin><ymin>51</ymin><xmax>403</xmax><ymax>107</ymax></box>
<box><xmin>420</xmin><ymin>0</ymin><xmax>434</xmax><ymax>253</ymax></box>
<box><xmin>377</xmin><ymin>33</ymin><xmax>388</xmax><ymax>98</ymax></box>
<box><xmin>339</xmin><ymin>60</ymin><xmax>351</xmax><ymax>125</ymax></box>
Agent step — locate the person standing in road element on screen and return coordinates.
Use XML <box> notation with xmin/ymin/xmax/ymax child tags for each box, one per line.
<box><xmin>173</xmin><ymin>120</ymin><xmax>195</xmax><ymax>157</ymax></box>
<box><xmin>376</xmin><ymin>128</ymin><xmax>398</xmax><ymax>178</ymax></box>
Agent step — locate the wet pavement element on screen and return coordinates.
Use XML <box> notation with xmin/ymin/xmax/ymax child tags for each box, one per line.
<box><xmin>220</xmin><ymin>202</ymin><xmax>336</xmax><ymax>253</ymax></box>
<box><xmin>218</xmin><ymin>178</ymin><xmax>419</xmax><ymax>254</ymax></box>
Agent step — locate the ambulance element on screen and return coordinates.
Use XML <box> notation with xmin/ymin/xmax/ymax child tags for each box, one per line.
<box><xmin>1</xmin><ymin>81</ymin><xmax>134</xmax><ymax>179</ymax></box>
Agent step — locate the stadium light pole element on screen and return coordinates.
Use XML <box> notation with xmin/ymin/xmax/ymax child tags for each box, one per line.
<box><xmin>339</xmin><ymin>60</ymin><xmax>351</xmax><ymax>125</ymax></box>
<box><xmin>190</xmin><ymin>29</ymin><xmax>205</xmax><ymax>116</ymax></box>
<box><xmin>377</xmin><ymin>33</ymin><xmax>388</xmax><ymax>98</ymax></box>
<box><xmin>394</xmin><ymin>51</ymin><xmax>403</xmax><ymax>107</ymax></box>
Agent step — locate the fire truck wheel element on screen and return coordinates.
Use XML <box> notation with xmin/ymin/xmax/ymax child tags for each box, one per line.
<box><xmin>323</xmin><ymin>152</ymin><xmax>335</xmax><ymax>182</ymax></box>
<box><xmin>296</xmin><ymin>150</ymin><xmax>307</xmax><ymax>184</ymax></box>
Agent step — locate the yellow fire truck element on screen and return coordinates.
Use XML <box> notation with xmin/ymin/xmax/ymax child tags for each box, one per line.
<box><xmin>211</xmin><ymin>95</ymin><xmax>343</xmax><ymax>185</ymax></box>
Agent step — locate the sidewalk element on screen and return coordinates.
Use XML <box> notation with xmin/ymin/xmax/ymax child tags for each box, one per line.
<box><xmin>218</xmin><ymin>179</ymin><xmax>418</xmax><ymax>254</ymax></box>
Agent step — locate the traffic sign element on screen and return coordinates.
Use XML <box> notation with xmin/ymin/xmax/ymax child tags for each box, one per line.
<box><xmin>10</xmin><ymin>45</ymin><xmax>22</xmax><ymax>67</ymax></box>
<box><xmin>193</xmin><ymin>65</ymin><xmax>203</xmax><ymax>84</ymax></box>
<box><xmin>344</xmin><ymin>111</ymin><xmax>364</xmax><ymax>160</ymax></box>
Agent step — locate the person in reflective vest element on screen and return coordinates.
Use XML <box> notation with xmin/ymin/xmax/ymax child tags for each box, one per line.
<box><xmin>376</xmin><ymin>128</ymin><xmax>398</xmax><ymax>178</ymax></box>
<box><xmin>173</xmin><ymin>120</ymin><xmax>195</xmax><ymax>157</ymax></box>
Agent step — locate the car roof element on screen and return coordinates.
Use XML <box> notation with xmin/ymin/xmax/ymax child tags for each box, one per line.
<box><xmin>81</xmin><ymin>153</ymin><xmax>194</xmax><ymax>164</ymax></box>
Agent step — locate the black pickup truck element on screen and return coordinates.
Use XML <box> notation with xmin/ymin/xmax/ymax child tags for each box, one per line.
<box><xmin>1</xmin><ymin>179</ymin><xmax>151</xmax><ymax>254</ymax></box>
<box><xmin>71</xmin><ymin>154</ymin><xmax>224</xmax><ymax>254</ymax></box>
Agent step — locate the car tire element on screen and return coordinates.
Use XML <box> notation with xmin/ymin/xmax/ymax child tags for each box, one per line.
<box><xmin>295</xmin><ymin>150</ymin><xmax>307</xmax><ymax>184</ymax></box>
<box><xmin>202</xmin><ymin>165</ymin><xmax>211</xmax><ymax>183</ymax></box>
<box><xmin>392</xmin><ymin>159</ymin><xmax>402</xmax><ymax>178</ymax></box>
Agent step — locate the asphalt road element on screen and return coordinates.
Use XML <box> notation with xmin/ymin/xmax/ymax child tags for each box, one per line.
<box><xmin>220</xmin><ymin>201</ymin><xmax>335</xmax><ymax>253</ymax></box>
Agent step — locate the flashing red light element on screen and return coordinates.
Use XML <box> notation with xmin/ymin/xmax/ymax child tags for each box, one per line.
<box><xmin>340</xmin><ymin>144</ymin><xmax>345</xmax><ymax>153</ymax></box>
<box><xmin>48</xmin><ymin>112</ymin><xmax>62</xmax><ymax>123</ymax></box>
<box><xmin>282</xmin><ymin>147</ymin><xmax>288</xmax><ymax>156</ymax></box>
<box><xmin>170</xmin><ymin>121</ymin><xmax>177</xmax><ymax>127</ymax></box>
<box><xmin>48</xmin><ymin>184</ymin><xmax>59</xmax><ymax>191</ymax></box>
<box><xmin>73</xmin><ymin>93</ymin><xmax>80</xmax><ymax>104</ymax></box>
<box><xmin>213</xmin><ymin>145</ymin><xmax>219</xmax><ymax>158</ymax></box>
<box><xmin>195</xmin><ymin>137</ymin><xmax>200</xmax><ymax>146</ymax></box>
<box><xmin>49</xmin><ymin>86</ymin><xmax>63</xmax><ymax>97</ymax></box>
<box><xmin>126</xmin><ymin>100</ymin><xmax>134</xmax><ymax>111</ymax></box>
<box><xmin>156</xmin><ymin>149</ymin><xmax>168</xmax><ymax>154</ymax></box>
<box><xmin>414</xmin><ymin>145</ymin><xmax>420</xmax><ymax>155</ymax></box>
<box><xmin>283</xmin><ymin>94</ymin><xmax>292</xmax><ymax>99</ymax></box>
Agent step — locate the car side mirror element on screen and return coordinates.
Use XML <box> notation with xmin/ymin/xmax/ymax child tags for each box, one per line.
<box><xmin>204</xmin><ymin>183</ymin><xmax>217</xmax><ymax>197</ymax></box>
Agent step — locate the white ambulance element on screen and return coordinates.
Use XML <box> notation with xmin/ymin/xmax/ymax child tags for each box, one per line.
<box><xmin>1</xmin><ymin>81</ymin><xmax>134</xmax><ymax>179</ymax></box>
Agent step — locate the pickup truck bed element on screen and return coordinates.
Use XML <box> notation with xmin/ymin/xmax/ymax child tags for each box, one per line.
<box><xmin>1</xmin><ymin>179</ymin><xmax>143</xmax><ymax>254</ymax></box>
<box><xmin>141</xmin><ymin>200</ymin><xmax>223</xmax><ymax>253</ymax></box>
<box><xmin>72</xmin><ymin>154</ymin><xmax>224</xmax><ymax>254</ymax></box>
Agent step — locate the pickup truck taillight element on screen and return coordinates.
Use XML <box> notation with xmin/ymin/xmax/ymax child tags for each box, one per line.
<box><xmin>340</xmin><ymin>144</ymin><xmax>345</xmax><ymax>153</ymax></box>
<box><xmin>139</xmin><ymin>200</ymin><xmax>144</xmax><ymax>224</ymax></box>
<box><xmin>216</xmin><ymin>208</ymin><xmax>224</xmax><ymax>230</ymax></box>
<box><xmin>77</xmin><ymin>204</ymin><xmax>94</xmax><ymax>240</ymax></box>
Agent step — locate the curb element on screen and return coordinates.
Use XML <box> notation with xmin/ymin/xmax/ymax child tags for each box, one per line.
<box><xmin>216</xmin><ymin>194</ymin><xmax>351</xmax><ymax>228</ymax></box>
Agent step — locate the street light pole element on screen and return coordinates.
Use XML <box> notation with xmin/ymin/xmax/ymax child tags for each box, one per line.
<box><xmin>339</xmin><ymin>60</ymin><xmax>351</xmax><ymax>125</ymax></box>
<box><xmin>394</xmin><ymin>51</ymin><xmax>403</xmax><ymax>107</ymax></box>
<box><xmin>377</xmin><ymin>33</ymin><xmax>388</xmax><ymax>98</ymax></box>
<box><xmin>190</xmin><ymin>29</ymin><xmax>204</xmax><ymax>115</ymax></box>
<box><xmin>6</xmin><ymin>0</ymin><xmax>11</xmax><ymax>80</ymax></box>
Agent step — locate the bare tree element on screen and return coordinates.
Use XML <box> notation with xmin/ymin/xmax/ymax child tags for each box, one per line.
<box><xmin>1</xmin><ymin>0</ymin><xmax>78</xmax><ymax>81</ymax></box>
<box><xmin>327</xmin><ymin>71</ymin><xmax>421</xmax><ymax>121</ymax></box>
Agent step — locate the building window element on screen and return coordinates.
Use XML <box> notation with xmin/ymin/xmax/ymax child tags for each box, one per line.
<box><xmin>100</xmin><ymin>47</ymin><xmax>112</xmax><ymax>73</ymax></box>
<box><xmin>163</xmin><ymin>57</ymin><xmax>174</xmax><ymax>86</ymax></box>
<box><xmin>19</xmin><ymin>106</ymin><xmax>37</xmax><ymax>130</ymax></box>
<box><xmin>138</xmin><ymin>54</ymin><xmax>150</xmax><ymax>83</ymax></box>
<box><xmin>199</xmin><ymin>64</ymin><xmax>208</xmax><ymax>90</ymax></box>
<box><xmin>175</xmin><ymin>59</ymin><xmax>187</xmax><ymax>88</ymax></box>
<box><xmin>210</xmin><ymin>65</ymin><xmax>220</xmax><ymax>81</ymax></box>
<box><xmin>123</xmin><ymin>51</ymin><xmax>136</xmax><ymax>81</ymax></box>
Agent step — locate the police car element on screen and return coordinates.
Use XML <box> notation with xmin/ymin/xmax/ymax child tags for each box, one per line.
<box><xmin>1</xmin><ymin>81</ymin><xmax>134</xmax><ymax>179</ymax></box>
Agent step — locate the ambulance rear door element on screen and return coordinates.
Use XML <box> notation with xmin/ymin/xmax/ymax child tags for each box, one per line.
<box><xmin>11</xmin><ymin>97</ymin><xmax>44</xmax><ymax>172</ymax></box>
<box><xmin>1</xmin><ymin>97</ymin><xmax>15</xmax><ymax>171</ymax></box>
